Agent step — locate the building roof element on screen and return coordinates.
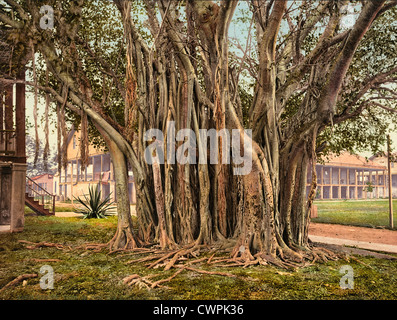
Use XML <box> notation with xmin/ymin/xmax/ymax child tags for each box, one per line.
<box><xmin>31</xmin><ymin>173</ymin><xmax>54</xmax><ymax>180</ymax></box>
<box><xmin>323</xmin><ymin>152</ymin><xmax>386</xmax><ymax>170</ymax></box>
<box><xmin>65</xmin><ymin>125</ymin><xmax>107</xmax><ymax>161</ymax></box>
<box><xmin>369</xmin><ymin>154</ymin><xmax>397</xmax><ymax>174</ymax></box>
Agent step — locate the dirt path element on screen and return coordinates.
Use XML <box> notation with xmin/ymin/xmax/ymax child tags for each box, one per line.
<box><xmin>309</xmin><ymin>223</ymin><xmax>397</xmax><ymax>245</ymax></box>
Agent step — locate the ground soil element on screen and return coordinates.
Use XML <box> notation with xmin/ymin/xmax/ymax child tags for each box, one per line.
<box><xmin>309</xmin><ymin>223</ymin><xmax>397</xmax><ymax>245</ymax></box>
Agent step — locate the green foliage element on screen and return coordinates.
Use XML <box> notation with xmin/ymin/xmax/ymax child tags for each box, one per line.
<box><xmin>238</xmin><ymin>82</ymin><xmax>254</xmax><ymax>128</ymax></box>
<box><xmin>26</xmin><ymin>0</ymin><xmax>128</xmax><ymax>150</ymax></box>
<box><xmin>73</xmin><ymin>184</ymin><xmax>115</xmax><ymax>219</ymax></box>
<box><xmin>365</xmin><ymin>181</ymin><xmax>374</xmax><ymax>193</ymax></box>
<box><xmin>281</xmin><ymin>91</ymin><xmax>304</xmax><ymax>122</ymax></box>
<box><xmin>319</xmin><ymin>109</ymin><xmax>390</xmax><ymax>157</ymax></box>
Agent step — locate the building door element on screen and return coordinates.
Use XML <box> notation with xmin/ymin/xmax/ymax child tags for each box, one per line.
<box><xmin>0</xmin><ymin>166</ymin><xmax>12</xmax><ymax>225</ymax></box>
<box><xmin>102</xmin><ymin>183</ymin><xmax>110</xmax><ymax>201</ymax></box>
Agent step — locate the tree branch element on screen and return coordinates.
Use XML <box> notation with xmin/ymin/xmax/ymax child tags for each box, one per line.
<box><xmin>0</xmin><ymin>10</ymin><xmax>23</xmax><ymax>28</ymax></box>
<box><xmin>368</xmin><ymin>101</ymin><xmax>397</xmax><ymax>114</ymax></box>
<box><xmin>317</xmin><ymin>0</ymin><xmax>387</xmax><ymax>122</ymax></box>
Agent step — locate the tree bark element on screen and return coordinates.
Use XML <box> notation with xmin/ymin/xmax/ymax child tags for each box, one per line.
<box><xmin>97</xmin><ymin>125</ymin><xmax>140</xmax><ymax>250</ymax></box>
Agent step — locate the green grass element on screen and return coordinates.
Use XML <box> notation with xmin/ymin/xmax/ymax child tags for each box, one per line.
<box><xmin>1</xmin><ymin>215</ymin><xmax>396</xmax><ymax>300</ymax></box>
<box><xmin>313</xmin><ymin>199</ymin><xmax>397</xmax><ymax>229</ymax></box>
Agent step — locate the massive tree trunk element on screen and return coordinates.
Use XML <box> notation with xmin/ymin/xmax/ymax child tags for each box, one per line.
<box><xmin>96</xmin><ymin>125</ymin><xmax>141</xmax><ymax>250</ymax></box>
<box><xmin>108</xmin><ymin>0</ymin><xmax>387</xmax><ymax>262</ymax></box>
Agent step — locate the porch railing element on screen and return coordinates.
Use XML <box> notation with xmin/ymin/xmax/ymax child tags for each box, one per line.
<box><xmin>26</xmin><ymin>176</ymin><xmax>56</xmax><ymax>214</ymax></box>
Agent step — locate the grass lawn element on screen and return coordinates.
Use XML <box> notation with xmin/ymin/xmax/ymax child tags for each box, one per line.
<box><xmin>25</xmin><ymin>201</ymin><xmax>83</xmax><ymax>214</ymax></box>
<box><xmin>313</xmin><ymin>199</ymin><xmax>397</xmax><ymax>229</ymax></box>
<box><xmin>25</xmin><ymin>206</ymin><xmax>76</xmax><ymax>214</ymax></box>
<box><xmin>0</xmin><ymin>215</ymin><xmax>396</xmax><ymax>300</ymax></box>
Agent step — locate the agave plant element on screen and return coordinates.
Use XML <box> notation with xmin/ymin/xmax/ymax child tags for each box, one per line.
<box><xmin>74</xmin><ymin>184</ymin><xmax>115</xmax><ymax>219</ymax></box>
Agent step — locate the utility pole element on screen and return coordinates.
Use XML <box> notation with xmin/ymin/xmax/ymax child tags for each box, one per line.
<box><xmin>71</xmin><ymin>162</ymin><xmax>74</xmax><ymax>205</ymax></box>
<box><xmin>387</xmin><ymin>135</ymin><xmax>394</xmax><ymax>229</ymax></box>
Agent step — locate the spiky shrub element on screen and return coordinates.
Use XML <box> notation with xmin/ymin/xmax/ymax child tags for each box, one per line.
<box><xmin>74</xmin><ymin>184</ymin><xmax>115</xmax><ymax>219</ymax></box>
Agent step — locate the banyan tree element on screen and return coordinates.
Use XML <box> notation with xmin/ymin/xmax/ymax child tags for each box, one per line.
<box><xmin>1</xmin><ymin>0</ymin><xmax>397</xmax><ymax>267</ymax></box>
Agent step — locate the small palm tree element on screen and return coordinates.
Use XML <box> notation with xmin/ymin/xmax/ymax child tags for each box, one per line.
<box><xmin>74</xmin><ymin>184</ymin><xmax>115</xmax><ymax>219</ymax></box>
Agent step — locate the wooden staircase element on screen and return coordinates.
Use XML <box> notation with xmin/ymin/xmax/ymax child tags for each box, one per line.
<box><xmin>25</xmin><ymin>177</ymin><xmax>55</xmax><ymax>216</ymax></box>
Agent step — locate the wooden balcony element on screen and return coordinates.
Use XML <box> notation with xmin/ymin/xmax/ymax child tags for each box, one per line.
<box><xmin>0</xmin><ymin>129</ymin><xmax>16</xmax><ymax>156</ymax></box>
<box><xmin>0</xmin><ymin>30</ymin><xmax>28</xmax><ymax>233</ymax></box>
<box><xmin>0</xmin><ymin>70</ymin><xmax>26</xmax><ymax>164</ymax></box>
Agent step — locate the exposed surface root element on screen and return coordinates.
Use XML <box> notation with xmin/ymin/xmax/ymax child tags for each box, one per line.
<box><xmin>126</xmin><ymin>253</ymin><xmax>166</xmax><ymax>265</ymax></box>
<box><xmin>18</xmin><ymin>239</ymin><xmax>111</xmax><ymax>252</ymax></box>
<box><xmin>17</xmin><ymin>238</ymin><xmax>143</xmax><ymax>254</ymax></box>
<box><xmin>121</xmin><ymin>240</ymin><xmax>348</xmax><ymax>275</ymax></box>
<box><xmin>18</xmin><ymin>238</ymin><xmax>355</xmax><ymax>293</ymax></box>
<box><xmin>76</xmin><ymin>243</ymin><xmax>109</xmax><ymax>252</ymax></box>
<box><xmin>122</xmin><ymin>264</ymin><xmax>237</xmax><ymax>290</ymax></box>
<box><xmin>176</xmin><ymin>265</ymin><xmax>237</xmax><ymax>278</ymax></box>
<box><xmin>18</xmin><ymin>238</ymin><xmax>377</xmax><ymax>292</ymax></box>
<box><xmin>124</xmin><ymin>244</ymin><xmax>206</xmax><ymax>269</ymax></box>
<box><xmin>150</xmin><ymin>268</ymin><xmax>185</xmax><ymax>288</ymax></box>
<box><xmin>0</xmin><ymin>274</ymin><xmax>38</xmax><ymax>293</ymax></box>
<box><xmin>123</xmin><ymin>273</ymin><xmax>164</xmax><ymax>289</ymax></box>
<box><xmin>108</xmin><ymin>247</ymin><xmax>155</xmax><ymax>256</ymax></box>
<box><xmin>27</xmin><ymin>258</ymin><xmax>62</xmax><ymax>263</ymax></box>
<box><xmin>18</xmin><ymin>240</ymin><xmax>70</xmax><ymax>251</ymax></box>
<box><xmin>17</xmin><ymin>238</ymin><xmax>347</xmax><ymax>270</ymax></box>
<box><xmin>108</xmin><ymin>228</ymin><xmax>142</xmax><ymax>251</ymax></box>
<box><xmin>120</xmin><ymin>241</ymin><xmax>351</xmax><ymax>290</ymax></box>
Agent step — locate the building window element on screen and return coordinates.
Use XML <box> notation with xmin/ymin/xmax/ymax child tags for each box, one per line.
<box><xmin>86</xmin><ymin>157</ymin><xmax>93</xmax><ymax>182</ymax></box>
<box><xmin>73</xmin><ymin>135</ymin><xmax>76</xmax><ymax>149</ymax></box>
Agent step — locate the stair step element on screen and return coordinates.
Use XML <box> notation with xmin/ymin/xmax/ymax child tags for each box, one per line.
<box><xmin>25</xmin><ymin>179</ymin><xmax>55</xmax><ymax>216</ymax></box>
<box><xmin>25</xmin><ymin>199</ymin><xmax>53</xmax><ymax>216</ymax></box>
<box><xmin>27</xmin><ymin>200</ymin><xmax>40</xmax><ymax>205</ymax></box>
